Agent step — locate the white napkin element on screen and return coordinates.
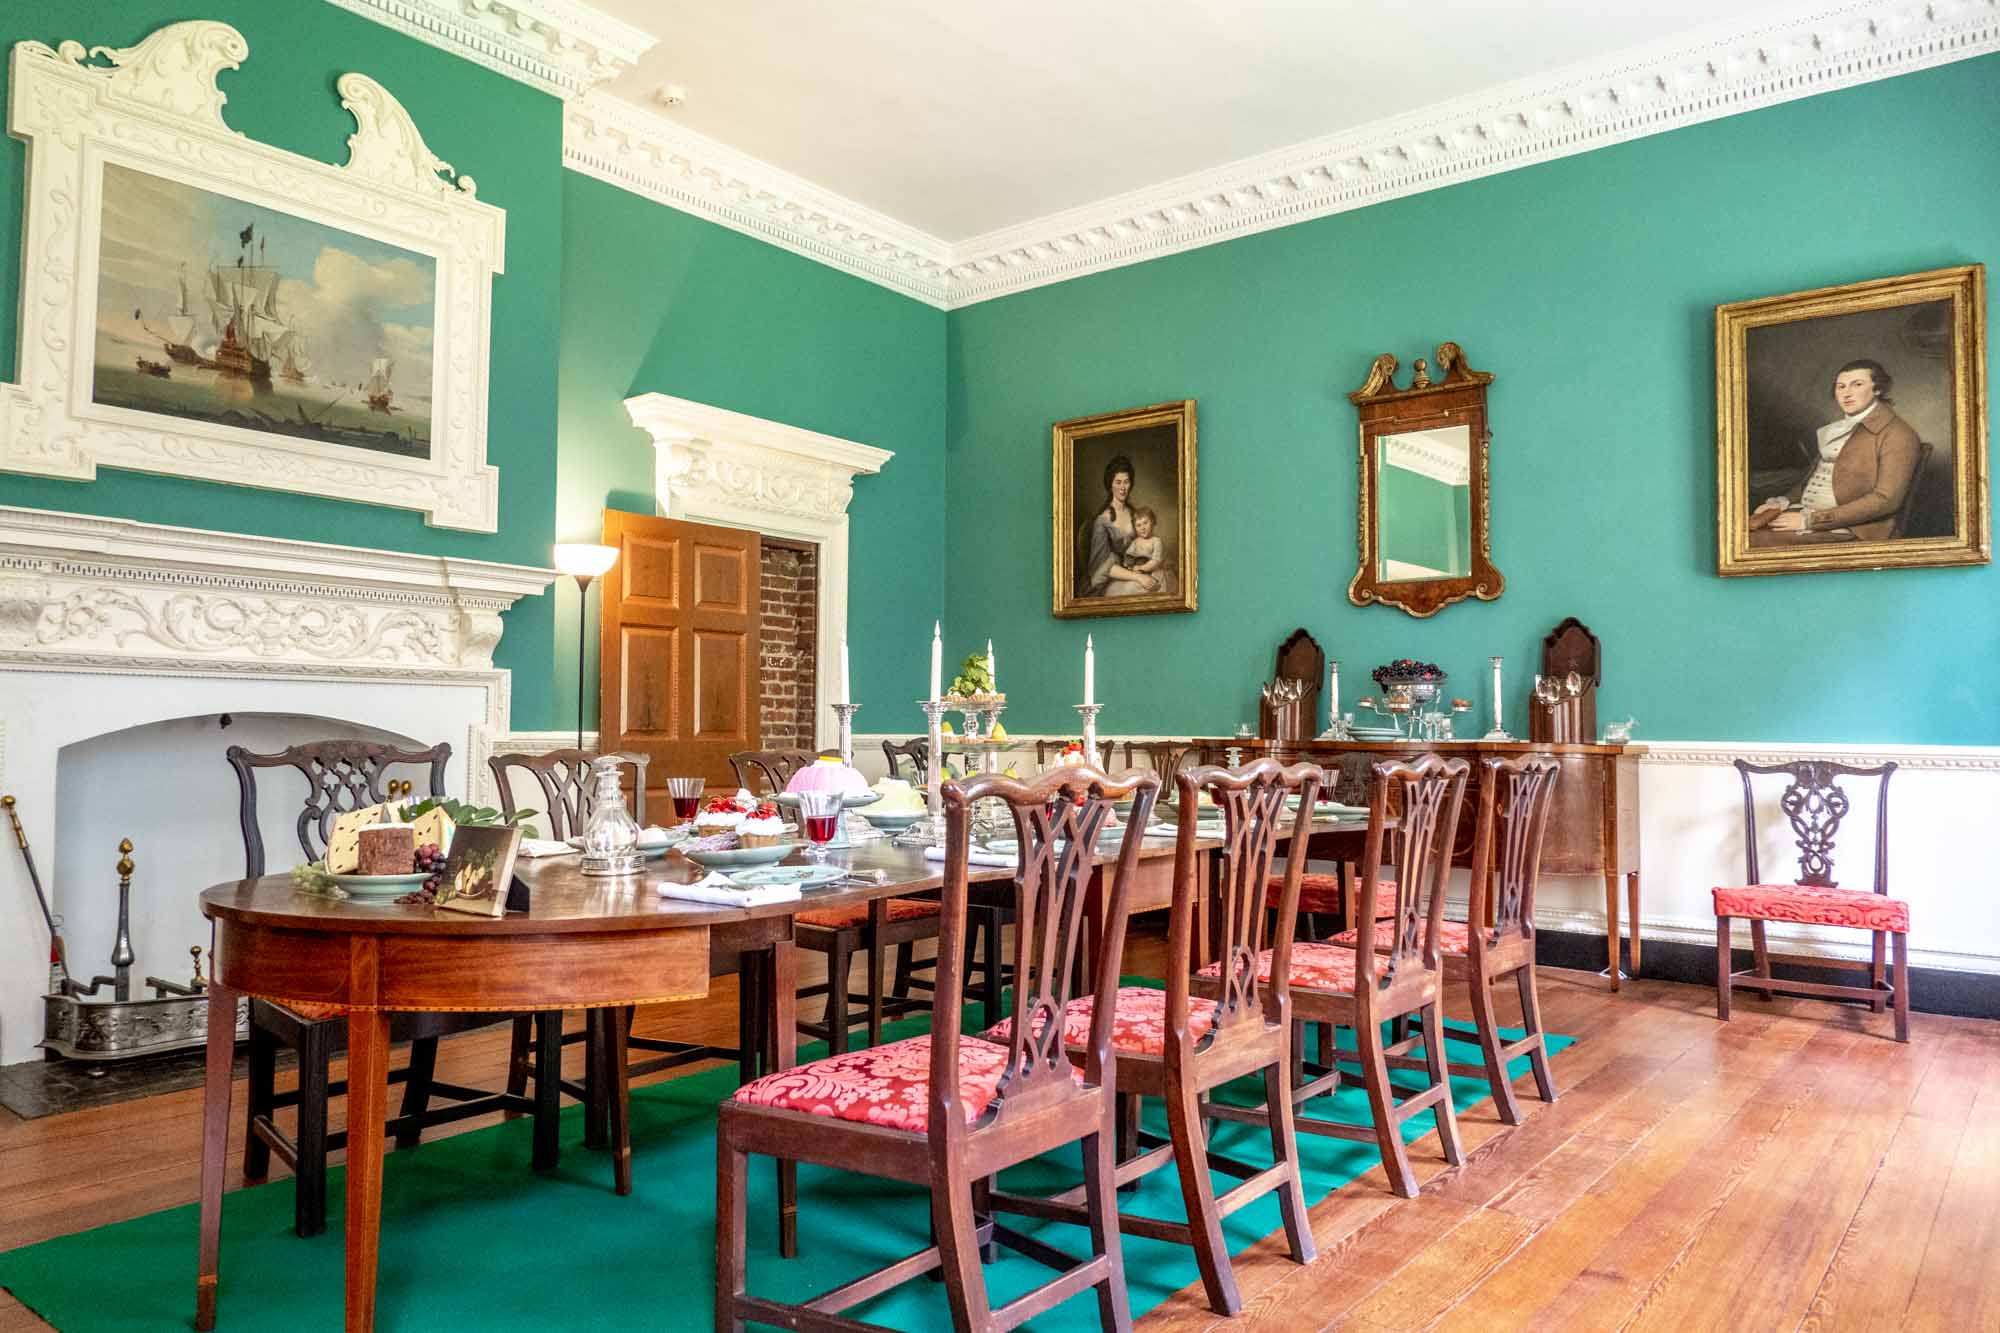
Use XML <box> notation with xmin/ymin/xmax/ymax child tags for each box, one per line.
<box><xmin>656</xmin><ymin>872</ymin><xmax>802</xmax><ymax>907</ymax></box>
<box><xmin>517</xmin><ymin>838</ymin><xmax>578</xmax><ymax>858</ymax></box>
<box><xmin>923</xmin><ymin>846</ymin><xmax>1017</xmax><ymax>867</ymax></box>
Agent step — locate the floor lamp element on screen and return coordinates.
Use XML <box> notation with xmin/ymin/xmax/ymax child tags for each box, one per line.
<box><xmin>553</xmin><ymin>543</ymin><xmax>620</xmax><ymax>752</ymax></box>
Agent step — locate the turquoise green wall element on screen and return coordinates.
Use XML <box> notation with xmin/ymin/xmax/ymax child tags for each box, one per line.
<box><xmin>0</xmin><ymin>3</ymin><xmax>561</xmax><ymax>725</ymax></box>
<box><xmin>945</xmin><ymin>55</ymin><xmax>2000</xmax><ymax>743</ymax></box>
<box><xmin>556</xmin><ymin>171</ymin><xmax>946</xmax><ymax>731</ymax></box>
<box><xmin>1377</xmin><ymin>464</ymin><xmax>1468</xmax><ymax>580</ymax></box>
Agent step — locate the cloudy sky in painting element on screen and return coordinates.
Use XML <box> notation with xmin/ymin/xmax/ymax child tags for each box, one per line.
<box><xmin>94</xmin><ymin>163</ymin><xmax>436</xmax><ymax>407</ymax></box>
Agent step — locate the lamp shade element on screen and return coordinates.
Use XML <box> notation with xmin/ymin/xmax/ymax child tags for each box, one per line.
<box><xmin>553</xmin><ymin>543</ymin><xmax>619</xmax><ymax>580</ymax></box>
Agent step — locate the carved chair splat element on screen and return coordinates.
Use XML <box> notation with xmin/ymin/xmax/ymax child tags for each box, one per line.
<box><xmin>716</xmin><ymin>764</ymin><xmax>1159</xmax><ymax>1333</ymax></box>
<box><xmin>1714</xmin><ymin>758</ymin><xmax>1908</xmax><ymax>1041</ymax></box>
<box><xmin>728</xmin><ymin>748</ymin><xmax>819</xmax><ymax>796</ymax></box>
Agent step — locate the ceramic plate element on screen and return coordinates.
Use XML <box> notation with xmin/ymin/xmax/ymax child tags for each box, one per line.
<box><xmin>727</xmin><ymin>863</ymin><xmax>845</xmax><ymax>888</ymax></box>
<box><xmin>862</xmin><ymin>810</ymin><xmax>923</xmax><ymax>831</ymax></box>
<box><xmin>683</xmin><ymin>842</ymin><xmax>798</xmax><ymax>869</ymax></box>
<box><xmin>330</xmin><ymin>871</ymin><xmax>429</xmax><ymax>899</ymax></box>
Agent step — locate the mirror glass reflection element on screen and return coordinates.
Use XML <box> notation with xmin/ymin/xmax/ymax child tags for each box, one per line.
<box><xmin>1375</xmin><ymin>424</ymin><xmax>1473</xmax><ymax>582</ymax></box>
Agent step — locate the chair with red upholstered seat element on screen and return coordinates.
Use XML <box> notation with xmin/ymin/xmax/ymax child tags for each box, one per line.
<box><xmin>1202</xmin><ymin>754</ymin><xmax>1468</xmax><ymax>1198</ymax></box>
<box><xmin>793</xmin><ymin>896</ymin><xmax>1002</xmax><ymax>1054</ymax></box>
<box><xmin>978</xmin><ymin>758</ymin><xmax>1322</xmax><ymax>1315</ymax></box>
<box><xmin>1714</xmin><ymin>758</ymin><xmax>1909</xmax><ymax>1041</ymax></box>
<box><xmin>1327</xmin><ymin>755</ymin><xmax>1562</xmax><ymax>1124</ymax></box>
<box><xmin>717</xmin><ymin>764</ymin><xmax>1160</xmax><ymax>1331</ymax></box>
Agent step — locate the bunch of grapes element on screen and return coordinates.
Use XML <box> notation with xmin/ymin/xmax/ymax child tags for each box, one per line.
<box><xmin>413</xmin><ymin>842</ymin><xmax>448</xmax><ymax>901</ymax></box>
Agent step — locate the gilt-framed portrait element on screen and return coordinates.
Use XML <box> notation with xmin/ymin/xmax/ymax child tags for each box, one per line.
<box><xmin>1051</xmin><ymin>400</ymin><xmax>1198</xmax><ymax>618</ymax></box>
<box><xmin>1716</xmin><ymin>265</ymin><xmax>1988</xmax><ymax>576</ymax></box>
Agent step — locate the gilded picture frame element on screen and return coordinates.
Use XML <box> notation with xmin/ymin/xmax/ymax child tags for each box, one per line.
<box><xmin>1716</xmin><ymin>265</ymin><xmax>1988</xmax><ymax>577</ymax></box>
<box><xmin>1052</xmin><ymin>400</ymin><xmax>1198</xmax><ymax>619</ymax></box>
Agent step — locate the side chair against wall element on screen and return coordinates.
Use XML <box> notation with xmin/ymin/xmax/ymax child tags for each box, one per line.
<box><xmin>492</xmin><ymin>749</ymin><xmax>679</xmax><ymax>1147</ymax></box>
<box><xmin>1328</xmin><ymin>755</ymin><xmax>1562</xmax><ymax>1124</ymax></box>
<box><xmin>1203</xmin><ymin>755</ymin><xmax>1468</xmax><ymax>1198</ymax></box>
<box><xmin>981</xmin><ymin>758</ymin><xmax>1322</xmax><ymax>1315</ymax></box>
<box><xmin>1034</xmin><ymin>738</ymin><xmax>1085</xmax><ymax>766</ymax></box>
<box><xmin>1714</xmin><ymin>759</ymin><xmax>1909</xmax><ymax>1042</ymax></box>
<box><xmin>881</xmin><ymin>736</ymin><xmax>929</xmax><ymax>784</ymax></box>
<box><xmin>717</xmin><ymin>764</ymin><xmax>1161</xmax><ymax>1332</ymax></box>
<box><xmin>231</xmin><ymin>741</ymin><xmax>557</xmax><ymax>1237</ymax></box>
<box><xmin>1121</xmin><ymin>739</ymin><xmax>1195</xmax><ymax>779</ymax></box>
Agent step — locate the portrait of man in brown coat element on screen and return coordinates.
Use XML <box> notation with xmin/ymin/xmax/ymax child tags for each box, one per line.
<box><xmin>1754</xmin><ymin>359</ymin><xmax>1924</xmax><ymax>541</ymax></box>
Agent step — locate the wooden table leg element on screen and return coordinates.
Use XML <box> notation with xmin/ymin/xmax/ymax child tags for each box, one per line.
<box><xmin>1602</xmin><ymin>871</ymin><xmax>1623</xmax><ymax>990</ymax></box>
<box><xmin>1626</xmin><ymin>870</ymin><xmax>1642</xmax><ymax>976</ymax></box>
<box><xmin>605</xmin><ymin>1006</ymin><xmax>632</xmax><ymax>1196</ymax></box>
<box><xmin>345</xmin><ymin>1008</ymin><xmax>390</xmax><ymax>1333</ymax></box>
<box><xmin>766</xmin><ymin>939</ymin><xmax>799</xmax><ymax>1258</ymax></box>
<box><xmin>195</xmin><ymin>982</ymin><xmax>238</xmax><ymax>1332</ymax></box>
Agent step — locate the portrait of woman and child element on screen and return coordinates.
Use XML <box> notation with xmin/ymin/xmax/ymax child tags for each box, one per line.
<box><xmin>1052</xmin><ymin>400</ymin><xmax>1199</xmax><ymax>617</ymax></box>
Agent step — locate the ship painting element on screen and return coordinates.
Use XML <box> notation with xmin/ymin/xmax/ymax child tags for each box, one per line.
<box><xmin>92</xmin><ymin>163</ymin><xmax>437</xmax><ymax>461</ymax></box>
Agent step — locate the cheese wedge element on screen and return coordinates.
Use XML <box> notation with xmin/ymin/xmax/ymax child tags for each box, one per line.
<box><xmin>325</xmin><ymin>827</ymin><xmax>363</xmax><ymax>874</ymax></box>
<box><xmin>410</xmin><ymin>806</ymin><xmax>455</xmax><ymax>855</ymax></box>
<box><xmin>330</xmin><ymin>804</ymin><xmax>385</xmax><ymax>840</ymax></box>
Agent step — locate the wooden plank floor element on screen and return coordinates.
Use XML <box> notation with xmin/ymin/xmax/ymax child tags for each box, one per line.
<box><xmin>2</xmin><ymin>931</ymin><xmax>1995</xmax><ymax>1331</ymax></box>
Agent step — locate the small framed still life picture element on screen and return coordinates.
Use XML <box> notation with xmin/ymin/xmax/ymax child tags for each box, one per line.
<box><xmin>434</xmin><ymin>824</ymin><xmax>524</xmax><ymax>918</ymax></box>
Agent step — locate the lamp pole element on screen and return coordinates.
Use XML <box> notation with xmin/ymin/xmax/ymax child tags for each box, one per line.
<box><xmin>573</xmin><ymin>571</ymin><xmax>594</xmax><ymax>752</ymax></box>
<box><xmin>553</xmin><ymin>543</ymin><xmax>621</xmax><ymax>755</ymax></box>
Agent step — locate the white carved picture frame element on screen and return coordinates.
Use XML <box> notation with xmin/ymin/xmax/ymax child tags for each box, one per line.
<box><xmin>2</xmin><ymin>21</ymin><xmax>504</xmax><ymax>531</ymax></box>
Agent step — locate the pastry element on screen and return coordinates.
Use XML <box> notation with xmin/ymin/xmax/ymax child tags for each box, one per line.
<box><xmin>737</xmin><ymin>802</ymin><xmax>789</xmax><ymax>848</ymax></box>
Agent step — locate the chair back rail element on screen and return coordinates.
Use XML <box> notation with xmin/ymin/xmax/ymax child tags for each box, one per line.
<box><xmin>1466</xmin><ymin>755</ymin><xmax>1560</xmax><ymax>951</ymax></box>
<box><xmin>932</xmin><ymin>764</ymin><xmax>1160</xmax><ymax>1146</ymax></box>
<box><xmin>1734</xmin><ymin>758</ymin><xmax>1896</xmax><ymax>893</ymax></box>
<box><xmin>1352</xmin><ymin>754</ymin><xmax>1469</xmax><ymax>1009</ymax></box>
<box><xmin>1124</xmin><ymin>740</ymin><xmax>1196</xmax><ymax>778</ymax></box>
<box><xmin>880</xmin><ymin>737</ymin><xmax>929</xmax><ymax>785</ymax></box>
<box><xmin>227</xmin><ymin>739</ymin><xmax>450</xmax><ymax>877</ymax></box>
<box><xmin>1174</xmin><ymin>759</ymin><xmax>1322</xmax><ymax>1052</ymax></box>
<box><xmin>488</xmin><ymin>749</ymin><xmax>650</xmax><ymax>840</ymax></box>
<box><xmin>729</xmin><ymin>749</ymin><xmax>818</xmax><ymax>796</ymax></box>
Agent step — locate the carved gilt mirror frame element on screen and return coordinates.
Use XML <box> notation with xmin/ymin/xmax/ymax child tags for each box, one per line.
<box><xmin>1346</xmin><ymin>342</ymin><xmax>1503</xmax><ymax>617</ymax></box>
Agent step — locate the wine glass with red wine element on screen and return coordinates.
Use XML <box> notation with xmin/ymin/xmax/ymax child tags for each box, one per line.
<box><xmin>666</xmin><ymin>776</ymin><xmax>705</xmax><ymax>824</ymax></box>
<box><xmin>797</xmin><ymin>790</ymin><xmax>842</xmax><ymax>863</ymax></box>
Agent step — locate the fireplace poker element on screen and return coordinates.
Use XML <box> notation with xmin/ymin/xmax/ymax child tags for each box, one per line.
<box><xmin>3</xmin><ymin>794</ymin><xmax>72</xmax><ymax>994</ymax></box>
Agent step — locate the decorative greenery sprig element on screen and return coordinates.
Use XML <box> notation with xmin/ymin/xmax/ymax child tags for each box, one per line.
<box><xmin>946</xmin><ymin>652</ymin><xmax>996</xmax><ymax>698</ymax></box>
<box><xmin>400</xmin><ymin>796</ymin><xmax>541</xmax><ymax>839</ymax></box>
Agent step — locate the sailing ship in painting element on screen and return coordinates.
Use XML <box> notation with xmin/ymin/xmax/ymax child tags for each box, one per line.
<box><xmin>94</xmin><ymin>163</ymin><xmax>436</xmax><ymax>460</ymax></box>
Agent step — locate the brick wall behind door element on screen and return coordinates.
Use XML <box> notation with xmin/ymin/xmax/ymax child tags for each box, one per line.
<box><xmin>759</xmin><ymin>539</ymin><xmax>818</xmax><ymax>753</ymax></box>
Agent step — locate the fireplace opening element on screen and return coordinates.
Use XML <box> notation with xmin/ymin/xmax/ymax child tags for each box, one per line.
<box><xmin>759</xmin><ymin>539</ymin><xmax>819</xmax><ymax>754</ymax></box>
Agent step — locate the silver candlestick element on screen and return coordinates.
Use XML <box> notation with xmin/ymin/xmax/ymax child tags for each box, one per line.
<box><xmin>1483</xmin><ymin>655</ymin><xmax>1512</xmax><ymax>741</ymax></box>
<box><xmin>1074</xmin><ymin>702</ymin><xmax>1103</xmax><ymax>767</ymax></box>
<box><xmin>909</xmin><ymin>698</ymin><xmax>950</xmax><ymax>844</ymax></box>
<box><xmin>831</xmin><ymin>702</ymin><xmax>861</xmax><ymax>766</ymax></box>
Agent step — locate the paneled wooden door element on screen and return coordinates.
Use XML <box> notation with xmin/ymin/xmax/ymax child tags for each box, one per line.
<box><xmin>599</xmin><ymin>509</ymin><xmax>761</xmax><ymax>806</ymax></box>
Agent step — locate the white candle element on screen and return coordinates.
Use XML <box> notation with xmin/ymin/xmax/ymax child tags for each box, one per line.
<box><xmin>986</xmin><ymin>638</ymin><xmax>996</xmax><ymax>692</ymax></box>
<box><xmin>1327</xmin><ymin>660</ymin><xmax>1340</xmax><ymax>726</ymax></box>
<box><xmin>929</xmin><ymin>621</ymin><xmax>942</xmax><ymax>701</ymax></box>
<box><xmin>1084</xmin><ymin>634</ymin><xmax>1095</xmax><ymax>706</ymax></box>
<box><xmin>839</xmin><ymin>637</ymin><xmax>851</xmax><ymax>707</ymax></box>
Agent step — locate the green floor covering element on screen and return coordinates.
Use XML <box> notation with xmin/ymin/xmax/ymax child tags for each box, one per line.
<box><xmin>0</xmin><ymin>1013</ymin><xmax>1571</xmax><ymax>1331</ymax></box>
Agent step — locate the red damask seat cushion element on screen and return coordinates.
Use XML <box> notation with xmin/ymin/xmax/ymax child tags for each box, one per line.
<box><xmin>1712</xmin><ymin>884</ymin><xmax>1909</xmax><ymax>933</ymax></box>
<box><xmin>730</xmin><ymin>1034</ymin><xmax>1082</xmax><ymax>1133</ymax></box>
<box><xmin>980</xmin><ymin>986</ymin><xmax>1218</xmax><ymax>1058</ymax></box>
<box><xmin>1280</xmin><ymin>873</ymin><xmax>1398</xmax><ymax>919</ymax></box>
<box><xmin>1197</xmin><ymin>940</ymin><xmax>1359</xmax><ymax>994</ymax></box>
<box><xmin>796</xmin><ymin>897</ymin><xmax>940</xmax><ymax>931</ymax></box>
<box><xmin>1330</xmin><ymin>918</ymin><xmax>1472</xmax><ymax>955</ymax></box>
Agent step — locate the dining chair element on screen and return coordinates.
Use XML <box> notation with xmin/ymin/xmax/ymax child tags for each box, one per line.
<box><xmin>1327</xmin><ymin>755</ymin><xmax>1562</xmax><ymax>1124</ymax></box>
<box><xmin>493</xmin><ymin>749</ymin><xmax>701</xmax><ymax>1149</ymax></box>
<box><xmin>1202</xmin><ymin>754</ymin><xmax>1468</xmax><ymax>1198</ymax></box>
<box><xmin>728</xmin><ymin>748</ymin><xmax>818</xmax><ymax>795</ymax></box>
<box><xmin>1035</xmin><ymin>737</ymin><xmax>1084</xmax><ymax>766</ymax></box>
<box><xmin>1121</xmin><ymin>739</ymin><xmax>1195</xmax><ymax>778</ymax></box>
<box><xmin>1713</xmin><ymin>758</ymin><xmax>1908</xmax><ymax>1041</ymax></box>
<box><xmin>230</xmin><ymin>739</ymin><xmax>558</xmax><ymax>1237</ymax></box>
<box><xmin>881</xmin><ymin>736</ymin><xmax>929</xmax><ymax>784</ymax></box>
<box><xmin>982</xmin><ymin>758</ymin><xmax>1323</xmax><ymax>1315</ymax></box>
<box><xmin>717</xmin><ymin>764</ymin><xmax>1159</xmax><ymax>1331</ymax></box>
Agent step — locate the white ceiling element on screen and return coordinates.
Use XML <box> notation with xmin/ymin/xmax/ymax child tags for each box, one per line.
<box><xmin>594</xmin><ymin>0</ymin><xmax>1776</xmax><ymax>241</ymax></box>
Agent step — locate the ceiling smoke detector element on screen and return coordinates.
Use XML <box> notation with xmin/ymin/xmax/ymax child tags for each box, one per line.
<box><xmin>653</xmin><ymin>84</ymin><xmax>688</xmax><ymax>108</ymax></box>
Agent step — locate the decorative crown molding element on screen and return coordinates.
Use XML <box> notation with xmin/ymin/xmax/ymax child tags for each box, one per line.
<box><xmin>564</xmin><ymin>95</ymin><xmax>952</xmax><ymax>305</ymax></box>
<box><xmin>325</xmin><ymin>0</ymin><xmax>657</xmax><ymax>100</ymax></box>
<box><xmin>565</xmin><ymin>0</ymin><xmax>2000</xmax><ymax>310</ymax></box>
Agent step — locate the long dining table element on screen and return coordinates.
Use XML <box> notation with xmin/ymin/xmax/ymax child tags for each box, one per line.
<box><xmin>194</xmin><ymin>810</ymin><xmax>1374</xmax><ymax>1332</ymax></box>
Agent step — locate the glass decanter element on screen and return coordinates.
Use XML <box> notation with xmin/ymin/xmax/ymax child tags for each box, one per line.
<box><xmin>580</xmin><ymin>756</ymin><xmax>643</xmax><ymax>877</ymax></box>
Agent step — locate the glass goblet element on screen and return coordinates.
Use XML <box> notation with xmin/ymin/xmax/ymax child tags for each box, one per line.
<box><xmin>666</xmin><ymin>775</ymin><xmax>705</xmax><ymax>825</ymax></box>
<box><xmin>797</xmin><ymin>790</ymin><xmax>842</xmax><ymax>864</ymax></box>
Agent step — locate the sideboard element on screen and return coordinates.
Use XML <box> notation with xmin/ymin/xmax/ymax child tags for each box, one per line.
<box><xmin>1190</xmin><ymin>738</ymin><xmax>1643</xmax><ymax>987</ymax></box>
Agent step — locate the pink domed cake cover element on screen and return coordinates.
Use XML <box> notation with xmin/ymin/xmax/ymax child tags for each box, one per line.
<box><xmin>785</xmin><ymin>757</ymin><xmax>870</xmax><ymax>796</ymax></box>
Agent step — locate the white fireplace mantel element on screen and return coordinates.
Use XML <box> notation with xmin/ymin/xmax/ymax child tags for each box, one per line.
<box><xmin>0</xmin><ymin>505</ymin><xmax>556</xmax><ymax>1063</ymax></box>
<box><xmin>624</xmin><ymin>393</ymin><xmax>893</xmax><ymax>747</ymax></box>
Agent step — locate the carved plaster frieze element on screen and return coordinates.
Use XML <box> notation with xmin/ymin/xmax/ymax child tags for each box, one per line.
<box><xmin>0</xmin><ymin>506</ymin><xmax>554</xmax><ymax>675</ymax></box>
<box><xmin>325</xmin><ymin>0</ymin><xmax>657</xmax><ymax>99</ymax></box>
<box><xmin>626</xmin><ymin>393</ymin><xmax>893</xmax><ymax>524</ymax></box>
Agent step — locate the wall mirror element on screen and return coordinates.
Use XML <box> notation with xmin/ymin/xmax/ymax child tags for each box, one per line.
<box><xmin>1347</xmin><ymin>342</ymin><xmax>1504</xmax><ymax>616</ymax></box>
